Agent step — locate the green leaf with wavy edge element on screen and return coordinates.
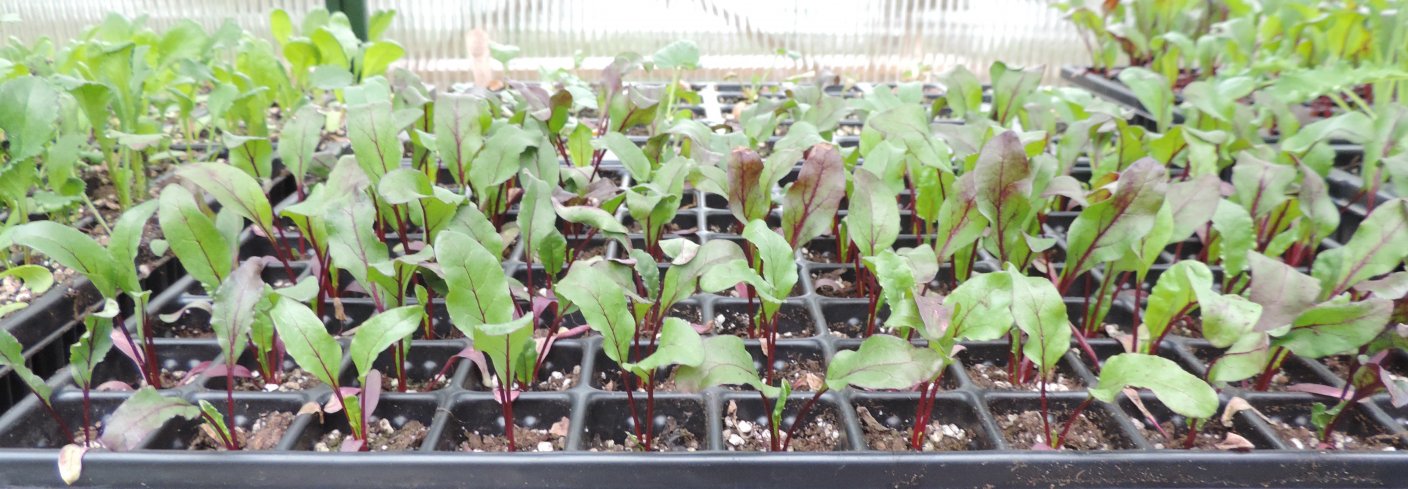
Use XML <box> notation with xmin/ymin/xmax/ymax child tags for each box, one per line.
<box><xmin>1091</xmin><ymin>353</ymin><xmax>1217</xmax><ymax>420</ymax></box>
<box><xmin>826</xmin><ymin>334</ymin><xmax>944</xmax><ymax>392</ymax></box>
<box><xmin>349</xmin><ymin>305</ymin><xmax>424</xmax><ymax>383</ymax></box>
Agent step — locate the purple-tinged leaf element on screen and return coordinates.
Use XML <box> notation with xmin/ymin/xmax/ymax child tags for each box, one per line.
<box><xmin>781</xmin><ymin>143</ymin><xmax>847</xmax><ymax>247</ymax></box>
<box><xmin>1063</xmin><ymin>158</ymin><xmax>1168</xmax><ymax>279</ymax></box>
<box><xmin>1164</xmin><ymin>174</ymin><xmax>1221</xmax><ymax>242</ymax></box>
<box><xmin>1276</xmin><ymin>297</ymin><xmax>1392</xmax><ymax>358</ymax></box>
<box><xmin>212</xmin><ymin>260</ymin><xmax>267</xmax><ymax>373</ymax></box>
<box><xmin>100</xmin><ymin>387</ymin><xmax>200</xmax><ymax>451</ymax></box>
<box><xmin>845</xmin><ymin>169</ymin><xmax>900</xmax><ymax>257</ymax></box>
<box><xmin>726</xmin><ymin>148</ymin><xmax>769</xmax><ymax>225</ymax></box>
<box><xmin>1248</xmin><ymin>253</ymin><xmax>1321</xmax><ymax>332</ymax></box>
<box><xmin>1286</xmin><ymin>383</ymin><xmax>1351</xmax><ymax>399</ymax></box>
<box><xmin>1230</xmin><ymin>154</ymin><xmax>1296</xmax><ymax>219</ymax></box>
<box><xmin>1311</xmin><ymin>200</ymin><xmax>1408</xmax><ymax>298</ymax></box>
<box><xmin>934</xmin><ymin>172</ymin><xmax>988</xmax><ymax>261</ymax></box>
<box><xmin>973</xmin><ymin>131</ymin><xmax>1033</xmax><ymax>263</ymax></box>
<box><xmin>363</xmin><ymin>369</ymin><xmax>382</xmax><ymax>417</ymax></box>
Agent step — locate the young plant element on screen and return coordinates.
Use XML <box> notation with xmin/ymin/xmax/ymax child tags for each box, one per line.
<box><xmin>344</xmin><ymin>305</ymin><xmax>424</xmax><ymax>450</ymax></box>
<box><xmin>825</xmin><ymin>335</ymin><xmax>945</xmax><ymax>451</ymax></box>
<box><xmin>2</xmin><ymin>202</ymin><xmax>162</xmax><ymax>387</ymax></box>
<box><xmin>435</xmin><ymin>230</ymin><xmax>536</xmax><ymax>451</ymax></box>
<box><xmin>1084</xmin><ymin>353</ymin><xmax>1218</xmax><ymax>450</ymax></box>
<box><xmin>557</xmin><ymin>239</ymin><xmax>748</xmax><ymax>449</ymax></box>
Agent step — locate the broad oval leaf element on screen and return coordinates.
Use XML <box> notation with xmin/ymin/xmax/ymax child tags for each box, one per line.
<box><xmin>100</xmin><ymin>387</ymin><xmax>200</xmax><ymax>451</ymax></box>
<box><xmin>780</xmin><ymin>143</ymin><xmax>847</xmax><ymax>247</ymax></box>
<box><xmin>158</xmin><ymin>185</ymin><xmax>232</xmax><ymax>293</ymax></box>
<box><xmin>826</xmin><ymin>334</ymin><xmax>944</xmax><ymax>391</ymax></box>
<box><xmin>349</xmin><ymin>305</ymin><xmax>425</xmax><ymax>383</ymax></box>
<box><xmin>1091</xmin><ymin>353</ymin><xmax>1217</xmax><ymax>420</ymax></box>
<box><xmin>269</xmin><ymin>299</ymin><xmax>343</xmax><ymax>387</ymax></box>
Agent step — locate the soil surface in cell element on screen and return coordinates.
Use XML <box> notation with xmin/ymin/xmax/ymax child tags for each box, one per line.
<box><xmin>588</xmin><ymin>416</ymin><xmax>701</xmax><ymax>452</ymax></box>
<box><xmin>1266</xmin><ymin>419</ymin><xmax>1402</xmax><ymax>451</ymax></box>
<box><xmin>228</xmin><ymin>368</ymin><xmax>322</xmax><ymax>392</ymax></box>
<box><xmin>1131</xmin><ymin>418</ymin><xmax>1254</xmax><ymax>450</ymax></box>
<box><xmin>998</xmin><ymin>410</ymin><xmax>1117</xmax><ymax>450</ymax></box>
<box><xmin>714</xmin><ymin>306</ymin><xmax>811</xmax><ymax>338</ymax></box>
<box><xmin>316</xmin><ymin>419</ymin><xmax>427</xmax><ymax>452</ymax></box>
<box><xmin>857</xmin><ymin>406</ymin><xmax>974</xmax><ymax>451</ymax></box>
<box><xmin>966</xmin><ymin>363</ymin><xmax>1084</xmax><ymax>391</ymax></box>
<box><xmin>535</xmin><ymin>366</ymin><xmax>581</xmax><ymax>391</ymax></box>
<box><xmin>461</xmin><ymin>420</ymin><xmax>568</xmax><ymax>452</ymax></box>
<box><xmin>192</xmin><ymin>411</ymin><xmax>296</xmax><ymax>450</ymax></box>
<box><xmin>722</xmin><ymin>401</ymin><xmax>843</xmax><ymax>452</ymax></box>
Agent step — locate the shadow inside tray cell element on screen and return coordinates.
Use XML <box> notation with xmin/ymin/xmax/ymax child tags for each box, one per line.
<box><xmin>986</xmin><ymin>394</ymin><xmax>1140</xmax><ymax>450</ymax></box>
<box><xmin>0</xmin><ymin>395</ymin><xmax>127</xmax><ymax>449</ymax></box>
<box><xmin>147</xmin><ymin>394</ymin><xmax>310</xmax><ymax>450</ymax></box>
<box><xmin>720</xmin><ymin>393</ymin><xmax>849</xmax><ymax>452</ymax></box>
<box><xmin>850</xmin><ymin>394</ymin><xmax>997</xmax><ymax>451</ymax></box>
<box><xmin>709</xmin><ymin>300</ymin><xmax>816</xmax><ymax>338</ymax></box>
<box><xmin>1115</xmin><ymin>393</ymin><xmax>1278</xmax><ymax>450</ymax></box>
<box><xmin>338</xmin><ymin>343</ymin><xmax>467</xmax><ymax>393</ymax></box>
<box><xmin>1251</xmin><ymin>396</ymin><xmax>1406</xmax><ymax>450</ymax></box>
<box><xmin>437</xmin><ymin>395</ymin><xmax>573</xmax><ymax>452</ymax></box>
<box><xmin>467</xmin><ymin>340</ymin><xmax>584</xmax><ymax>393</ymax></box>
<box><xmin>293</xmin><ymin>395</ymin><xmax>439</xmax><ymax>452</ymax></box>
<box><xmin>582</xmin><ymin>395</ymin><xmax>707</xmax><ymax>451</ymax></box>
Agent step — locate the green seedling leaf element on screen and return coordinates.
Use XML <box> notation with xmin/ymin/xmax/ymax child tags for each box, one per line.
<box><xmin>69</xmin><ymin>315</ymin><xmax>115</xmax><ymax>391</ymax></box>
<box><xmin>934</xmin><ymin>172</ymin><xmax>987</xmax><ymax>261</ymax></box>
<box><xmin>269</xmin><ymin>299</ymin><xmax>342</xmax><ymax>387</ymax></box>
<box><xmin>469</xmin><ymin>125</ymin><xmax>532</xmax><ymax>201</ymax></box>
<box><xmin>349</xmin><ymin>101</ymin><xmax>419</xmax><ymax>182</ymax></box>
<box><xmin>780</xmin><ymin>143</ymin><xmax>846</xmax><ymax>247</ymax></box>
<box><xmin>1249</xmin><ymin>253</ymin><xmax>1321</xmax><ymax>332</ymax></box>
<box><xmin>349</xmin><ymin>306</ymin><xmax>425</xmax><ymax>383</ymax></box>
<box><xmin>554</xmin><ymin>201</ymin><xmax>630</xmax><ymax>245</ymax></box>
<box><xmin>212</xmin><ymin>260</ymin><xmax>267</xmax><ymax>373</ymax></box>
<box><xmin>652</xmin><ymin>40</ymin><xmax>700</xmax><ymax>70</ymax></box>
<box><xmin>436</xmin><ymin>231</ymin><xmax>515</xmax><ymax>332</ymax></box>
<box><xmin>0</xmin><ymin>329</ymin><xmax>52</xmax><ymax>403</ymax></box>
<box><xmin>626</xmin><ymin>317</ymin><xmax>704</xmax><ymax>379</ymax></box>
<box><xmin>2</xmin><ymin>222</ymin><xmax>117</xmax><ymax>297</ymax></box>
<box><xmin>1091</xmin><ymin>353</ymin><xmax>1217</xmax><ymax>420</ymax></box>
<box><xmin>943</xmin><ymin>272</ymin><xmax>1014</xmax><ymax>341</ymax></box>
<box><xmin>1008</xmin><ymin>268</ymin><xmax>1071</xmax><ymax>372</ymax></box>
<box><xmin>846</xmin><ymin>168</ymin><xmax>900</xmax><ymax>258</ymax></box>
<box><xmin>603</xmin><ymin>132</ymin><xmax>652</xmax><ymax>182</ymax></box>
<box><xmin>989</xmin><ymin>62</ymin><xmax>1041</xmax><ymax>125</ymax></box>
<box><xmin>742</xmin><ymin>219</ymin><xmax>798</xmax><ymax>306</ymax></box>
<box><xmin>177</xmin><ymin>163</ymin><xmax>275</xmax><ymax>235</ymax></box>
<box><xmin>0</xmin><ymin>265</ymin><xmax>54</xmax><ymax>295</ymax></box>
<box><xmin>100</xmin><ymin>387</ymin><xmax>200</xmax><ymax>451</ymax></box>
<box><xmin>675</xmin><ymin>335</ymin><xmax>778</xmax><ymax>396</ymax></box>
<box><xmin>158</xmin><ymin>185</ymin><xmax>232</xmax><ymax>293</ymax></box>
<box><xmin>0</xmin><ymin>76</ymin><xmax>59</xmax><ymax>161</ymax></box>
<box><xmin>826</xmin><ymin>334</ymin><xmax>944</xmax><ymax>391</ymax></box>
<box><xmin>107</xmin><ymin>200</ymin><xmax>159</xmax><ymax>294</ymax></box>
<box><xmin>197</xmin><ymin>400</ymin><xmax>232</xmax><ymax>447</ymax></box>
<box><xmin>279</xmin><ymin>104</ymin><xmax>325</xmax><ymax>186</ymax></box>
<box><xmin>661</xmin><ymin>239</ymin><xmax>748</xmax><ymax>310</ymax></box>
<box><xmin>558</xmin><ymin>263</ymin><xmax>636</xmax><ymax>367</ymax></box>
<box><xmin>1064</xmin><ymin>159</ymin><xmax>1169</xmax><ymax>279</ymax></box>
<box><xmin>1210</xmin><ymin>200</ymin><xmax>1253</xmax><ymax>277</ymax></box>
<box><xmin>223</xmin><ymin>133</ymin><xmax>273</xmax><ymax>180</ymax></box>
<box><xmin>1312</xmin><ymin>200</ymin><xmax>1408</xmax><ymax>298</ymax></box>
<box><xmin>1230</xmin><ymin>155</ymin><xmax>1296</xmax><ymax>220</ymax></box>
<box><xmin>1277</xmin><ymin>297</ymin><xmax>1392</xmax><ymax>359</ymax></box>
<box><xmin>1117</xmin><ymin>68</ymin><xmax>1174</xmax><ymax>132</ymax></box>
<box><xmin>434</xmin><ymin>92</ymin><xmax>486</xmax><ymax>187</ymax></box>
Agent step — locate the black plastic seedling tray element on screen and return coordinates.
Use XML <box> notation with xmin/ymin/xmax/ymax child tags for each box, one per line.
<box><xmin>1</xmin><ymin>153</ymin><xmax>1406</xmax><ymax>489</ymax></box>
<box><xmin>1059</xmin><ymin>66</ymin><xmax>1369</xmax><ymax>171</ymax></box>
